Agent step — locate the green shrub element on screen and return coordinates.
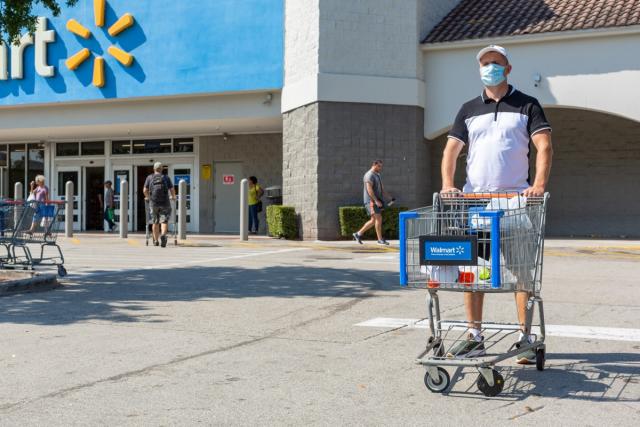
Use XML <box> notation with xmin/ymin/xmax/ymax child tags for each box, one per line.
<box><xmin>338</xmin><ymin>206</ymin><xmax>408</xmax><ymax>240</ymax></box>
<box><xmin>266</xmin><ymin>205</ymin><xmax>299</xmax><ymax>239</ymax></box>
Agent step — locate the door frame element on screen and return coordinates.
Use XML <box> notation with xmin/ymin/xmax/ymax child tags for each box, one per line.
<box><xmin>169</xmin><ymin>163</ymin><xmax>198</xmax><ymax>232</ymax></box>
<box><xmin>111</xmin><ymin>165</ymin><xmax>134</xmax><ymax>232</ymax></box>
<box><xmin>55</xmin><ymin>166</ymin><xmax>82</xmax><ymax>231</ymax></box>
<box><xmin>213</xmin><ymin>161</ymin><xmax>244</xmax><ymax>233</ymax></box>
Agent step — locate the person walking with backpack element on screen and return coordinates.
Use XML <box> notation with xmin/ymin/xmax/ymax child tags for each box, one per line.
<box><xmin>143</xmin><ymin>162</ymin><xmax>176</xmax><ymax>247</ymax></box>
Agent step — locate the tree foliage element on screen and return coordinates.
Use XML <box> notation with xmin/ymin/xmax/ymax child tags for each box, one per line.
<box><xmin>0</xmin><ymin>0</ymin><xmax>78</xmax><ymax>45</ymax></box>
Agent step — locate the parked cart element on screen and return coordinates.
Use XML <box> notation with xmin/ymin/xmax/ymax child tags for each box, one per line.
<box><xmin>399</xmin><ymin>192</ymin><xmax>549</xmax><ymax>396</ymax></box>
<box><xmin>0</xmin><ymin>200</ymin><xmax>67</xmax><ymax>277</ymax></box>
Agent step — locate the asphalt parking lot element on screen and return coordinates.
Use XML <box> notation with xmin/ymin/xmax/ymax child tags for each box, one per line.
<box><xmin>0</xmin><ymin>235</ymin><xmax>638</xmax><ymax>425</ymax></box>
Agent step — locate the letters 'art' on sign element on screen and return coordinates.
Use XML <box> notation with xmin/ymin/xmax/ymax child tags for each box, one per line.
<box><xmin>0</xmin><ymin>0</ymin><xmax>136</xmax><ymax>88</ymax></box>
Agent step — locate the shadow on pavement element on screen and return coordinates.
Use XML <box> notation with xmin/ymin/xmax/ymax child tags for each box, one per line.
<box><xmin>0</xmin><ymin>265</ymin><xmax>400</xmax><ymax>326</ymax></box>
<box><xmin>443</xmin><ymin>352</ymin><xmax>640</xmax><ymax>403</ymax></box>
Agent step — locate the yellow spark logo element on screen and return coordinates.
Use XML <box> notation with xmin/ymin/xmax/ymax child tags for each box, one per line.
<box><xmin>65</xmin><ymin>0</ymin><xmax>135</xmax><ymax>87</ymax></box>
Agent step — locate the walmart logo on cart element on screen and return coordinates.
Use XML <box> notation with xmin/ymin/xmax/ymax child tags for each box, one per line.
<box><xmin>429</xmin><ymin>245</ymin><xmax>466</xmax><ymax>255</ymax></box>
<box><xmin>425</xmin><ymin>241</ymin><xmax>472</xmax><ymax>261</ymax></box>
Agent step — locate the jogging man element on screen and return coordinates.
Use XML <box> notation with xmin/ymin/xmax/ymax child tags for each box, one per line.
<box><xmin>143</xmin><ymin>162</ymin><xmax>176</xmax><ymax>247</ymax></box>
<box><xmin>353</xmin><ymin>160</ymin><xmax>393</xmax><ymax>246</ymax></box>
<box><xmin>441</xmin><ymin>45</ymin><xmax>553</xmax><ymax>364</ymax></box>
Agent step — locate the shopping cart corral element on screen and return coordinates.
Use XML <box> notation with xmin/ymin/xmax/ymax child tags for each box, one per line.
<box><xmin>0</xmin><ymin>200</ymin><xmax>67</xmax><ymax>277</ymax></box>
<box><xmin>399</xmin><ymin>192</ymin><xmax>549</xmax><ymax>397</ymax></box>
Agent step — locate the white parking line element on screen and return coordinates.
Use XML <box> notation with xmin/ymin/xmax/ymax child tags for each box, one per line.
<box><xmin>355</xmin><ymin>317</ymin><xmax>640</xmax><ymax>342</ymax></box>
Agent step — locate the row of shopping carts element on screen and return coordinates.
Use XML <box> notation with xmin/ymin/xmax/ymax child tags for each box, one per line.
<box><xmin>0</xmin><ymin>199</ymin><xmax>67</xmax><ymax>277</ymax></box>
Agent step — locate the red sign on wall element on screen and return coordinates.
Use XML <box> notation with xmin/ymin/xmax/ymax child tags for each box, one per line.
<box><xmin>223</xmin><ymin>175</ymin><xmax>235</xmax><ymax>185</ymax></box>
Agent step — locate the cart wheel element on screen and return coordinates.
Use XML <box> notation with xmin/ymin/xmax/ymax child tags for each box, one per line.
<box><xmin>424</xmin><ymin>367</ymin><xmax>450</xmax><ymax>393</ymax></box>
<box><xmin>476</xmin><ymin>369</ymin><xmax>504</xmax><ymax>397</ymax></box>
<box><xmin>57</xmin><ymin>265</ymin><xmax>67</xmax><ymax>277</ymax></box>
<box><xmin>536</xmin><ymin>348</ymin><xmax>545</xmax><ymax>371</ymax></box>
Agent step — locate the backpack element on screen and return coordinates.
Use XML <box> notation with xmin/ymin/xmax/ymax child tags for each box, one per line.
<box><xmin>149</xmin><ymin>174</ymin><xmax>169</xmax><ymax>205</ymax></box>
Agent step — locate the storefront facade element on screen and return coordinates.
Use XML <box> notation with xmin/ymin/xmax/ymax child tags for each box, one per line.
<box><xmin>0</xmin><ymin>0</ymin><xmax>283</xmax><ymax>233</ymax></box>
<box><xmin>2</xmin><ymin>0</ymin><xmax>638</xmax><ymax>237</ymax></box>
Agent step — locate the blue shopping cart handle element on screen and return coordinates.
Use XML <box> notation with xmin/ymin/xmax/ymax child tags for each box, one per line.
<box><xmin>399</xmin><ymin>211</ymin><xmax>419</xmax><ymax>286</ymax></box>
<box><xmin>478</xmin><ymin>210</ymin><xmax>504</xmax><ymax>288</ymax></box>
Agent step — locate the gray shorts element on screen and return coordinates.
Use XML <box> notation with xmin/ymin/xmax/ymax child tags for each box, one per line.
<box><xmin>364</xmin><ymin>200</ymin><xmax>384</xmax><ymax>216</ymax></box>
<box><xmin>150</xmin><ymin>204</ymin><xmax>171</xmax><ymax>224</ymax></box>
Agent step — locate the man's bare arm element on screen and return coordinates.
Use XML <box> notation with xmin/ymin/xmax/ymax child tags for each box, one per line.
<box><xmin>366</xmin><ymin>182</ymin><xmax>382</xmax><ymax>207</ymax></box>
<box><xmin>523</xmin><ymin>130</ymin><xmax>553</xmax><ymax>197</ymax></box>
<box><xmin>441</xmin><ymin>138</ymin><xmax>464</xmax><ymax>192</ymax></box>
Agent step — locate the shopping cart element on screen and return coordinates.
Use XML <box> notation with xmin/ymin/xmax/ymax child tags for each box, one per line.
<box><xmin>144</xmin><ymin>199</ymin><xmax>178</xmax><ymax>246</ymax></box>
<box><xmin>1</xmin><ymin>200</ymin><xmax>67</xmax><ymax>277</ymax></box>
<box><xmin>399</xmin><ymin>192</ymin><xmax>549</xmax><ymax>397</ymax></box>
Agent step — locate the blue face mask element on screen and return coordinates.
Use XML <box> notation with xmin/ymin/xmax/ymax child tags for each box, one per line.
<box><xmin>480</xmin><ymin>63</ymin><xmax>506</xmax><ymax>87</ymax></box>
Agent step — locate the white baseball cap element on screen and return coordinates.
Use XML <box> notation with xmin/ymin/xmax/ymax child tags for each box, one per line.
<box><xmin>476</xmin><ymin>45</ymin><xmax>509</xmax><ymax>62</ymax></box>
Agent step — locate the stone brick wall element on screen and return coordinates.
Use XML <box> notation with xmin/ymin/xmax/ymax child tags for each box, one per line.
<box><xmin>426</xmin><ymin>108</ymin><xmax>640</xmax><ymax>237</ymax></box>
<box><xmin>283</xmin><ymin>101</ymin><xmax>429</xmax><ymax>239</ymax></box>
<box><xmin>282</xmin><ymin>104</ymin><xmax>320</xmax><ymax>238</ymax></box>
<box><xmin>199</xmin><ymin>133</ymin><xmax>283</xmax><ymax>234</ymax></box>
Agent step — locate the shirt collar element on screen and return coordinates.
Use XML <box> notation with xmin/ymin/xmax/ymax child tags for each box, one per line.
<box><xmin>481</xmin><ymin>84</ymin><xmax>515</xmax><ymax>103</ymax></box>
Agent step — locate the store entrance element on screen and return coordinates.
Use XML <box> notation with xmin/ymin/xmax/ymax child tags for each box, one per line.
<box><xmin>85</xmin><ymin>167</ymin><xmax>104</xmax><ymax>230</ymax></box>
<box><xmin>136</xmin><ymin>166</ymin><xmax>154</xmax><ymax>231</ymax></box>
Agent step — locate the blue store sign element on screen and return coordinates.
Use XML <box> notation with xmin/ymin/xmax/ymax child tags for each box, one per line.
<box><xmin>1</xmin><ymin>0</ymin><xmax>283</xmax><ymax>105</ymax></box>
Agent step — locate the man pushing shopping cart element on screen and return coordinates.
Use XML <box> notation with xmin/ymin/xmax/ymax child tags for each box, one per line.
<box><xmin>399</xmin><ymin>45</ymin><xmax>553</xmax><ymax>396</ymax></box>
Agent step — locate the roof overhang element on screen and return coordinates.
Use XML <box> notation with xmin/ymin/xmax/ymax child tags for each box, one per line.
<box><xmin>421</xmin><ymin>24</ymin><xmax>640</xmax><ymax>51</ymax></box>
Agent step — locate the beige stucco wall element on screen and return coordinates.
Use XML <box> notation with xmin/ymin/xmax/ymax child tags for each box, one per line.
<box><xmin>423</xmin><ymin>31</ymin><xmax>640</xmax><ymax>138</ymax></box>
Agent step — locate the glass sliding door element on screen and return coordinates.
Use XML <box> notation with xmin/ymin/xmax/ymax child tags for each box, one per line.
<box><xmin>28</xmin><ymin>143</ymin><xmax>45</xmax><ymax>185</ymax></box>
<box><xmin>9</xmin><ymin>145</ymin><xmax>27</xmax><ymax>199</ymax></box>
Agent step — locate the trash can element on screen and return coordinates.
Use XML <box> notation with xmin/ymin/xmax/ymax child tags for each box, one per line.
<box><xmin>264</xmin><ymin>186</ymin><xmax>282</xmax><ymax>205</ymax></box>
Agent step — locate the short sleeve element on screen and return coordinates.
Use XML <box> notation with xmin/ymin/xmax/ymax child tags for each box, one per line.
<box><xmin>448</xmin><ymin>106</ymin><xmax>468</xmax><ymax>145</ymax></box>
<box><xmin>165</xmin><ymin>175</ymin><xmax>174</xmax><ymax>189</ymax></box>
<box><xmin>527</xmin><ymin>100</ymin><xmax>552</xmax><ymax>136</ymax></box>
<box><xmin>143</xmin><ymin>176</ymin><xmax>150</xmax><ymax>189</ymax></box>
<box><xmin>363</xmin><ymin>172</ymin><xmax>372</xmax><ymax>184</ymax></box>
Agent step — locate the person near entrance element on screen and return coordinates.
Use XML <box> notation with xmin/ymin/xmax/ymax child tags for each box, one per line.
<box><xmin>248</xmin><ymin>176</ymin><xmax>263</xmax><ymax>234</ymax></box>
<box><xmin>353</xmin><ymin>160</ymin><xmax>393</xmax><ymax>246</ymax></box>
<box><xmin>27</xmin><ymin>175</ymin><xmax>49</xmax><ymax>234</ymax></box>
<box><xmin>143</xmin><ymin>162</ymin><xmax>176</xmax><ymax>247</ymax></box>
<box><xmin>98</xmin><ymin>180</ymin><xmax>117</xmax><ymax>233</ymax></box>
<box><xmin>440</xmin><ymin>45</ymin><xmax>553</xmax><ymax>364</ymax></box>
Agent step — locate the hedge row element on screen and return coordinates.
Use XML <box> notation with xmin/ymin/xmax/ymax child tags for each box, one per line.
<box><xmin>338</xmin><ymin>206</ymin><xmax>407</xmax><ymax>240</ymax></box>
<box><xmin>266</xmin><ymin>205</ymin><xmax>299</xmax><ymax>239</ymax></box>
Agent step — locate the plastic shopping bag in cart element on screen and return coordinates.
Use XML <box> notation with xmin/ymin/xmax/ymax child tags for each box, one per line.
<box><xmin>469</xmin><ymin>195</ymin><xmax>532</xmax><ymax>230</ymax></box>
<box><xmin>458</xmin><ymin>256</ymin><xmax>491</xmax><ymax>285</ymax></box>
<box><xmin>420</xmin><ymin>265</ymin><xmax>459</xmax><ymax>284</ymax></box>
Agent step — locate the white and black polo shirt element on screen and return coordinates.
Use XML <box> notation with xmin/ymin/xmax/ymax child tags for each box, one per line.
<box><xmin>448</xmin><ymin>85</ymin><xmax>551</xmax><ymax>192</ymax></box>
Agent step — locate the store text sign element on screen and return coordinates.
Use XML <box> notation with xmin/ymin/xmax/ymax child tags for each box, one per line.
<box><xmin>0</xmin><ymin>18</ymin><xmax>55</xmax><ymax>80</ymax></box>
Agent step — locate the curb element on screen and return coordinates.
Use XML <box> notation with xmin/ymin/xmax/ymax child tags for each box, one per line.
<box><xmin>0</xmin><ymin>272</ymin><xmax>59</xmax><ymax>296</ymax></box>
